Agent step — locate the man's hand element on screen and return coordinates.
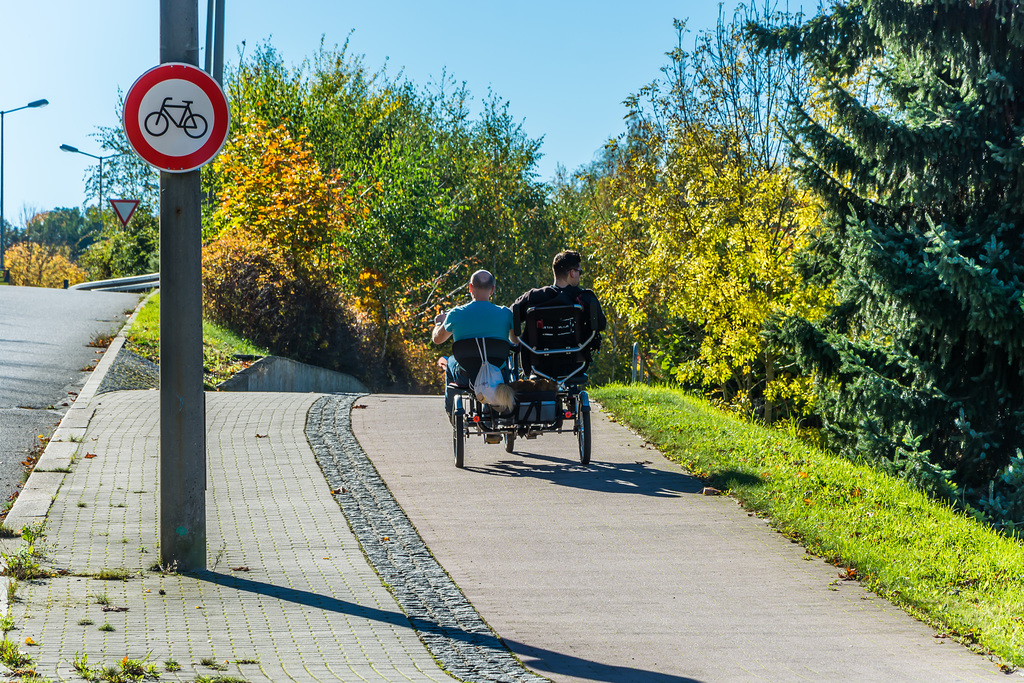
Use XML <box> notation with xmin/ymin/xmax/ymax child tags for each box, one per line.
<box><xmin>432</xmin><ymin>311</ymin><xmax>452</xmax><ymax>344</ymax></box>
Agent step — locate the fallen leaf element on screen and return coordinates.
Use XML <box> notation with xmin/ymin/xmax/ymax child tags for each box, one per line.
<box><xmin>797</xmin><ymin>471</ymin><xmax>809</xmax><ymax>479</ymax></box>
<box><xmin>839</xmin><ymin>567</ymin><xmax>858</xmax><ymax>581</ymax></box>
<box><xmin>84</xmin><ymin>453</ymin><xmax>97</xmax><ymax>459</ymax></box>
<box><xmin>255</xmin><ymin>433</ymin><xmax>268</xmax><ymax>439</ymax></box>
<box><xmin>24</xmin><ymin>637</ymin><xmax>35</xmax><ymax>646</ymax></box>
<box><xmin>102</xmin><ymin>606</ymin><xmax>128</xmax><ymax>612</ymax></box>
<box><xmin>231</xmin><ymin>566</ymin><xmax>250</xmax><ymax>572</ymax></box>
<box><xmin>353</xmin><ymin>404</ymin><xmax>367</xmax><ymax>409</ymax></box>
<box><xmin>700</xmin><ymin>487</ymin><xmax>721</xmax><ymax>496</ymax></box>
<box><xmin>381</xmin><ymin>536</ymin><xmax>390</xmax><ymax>541</ymax></box>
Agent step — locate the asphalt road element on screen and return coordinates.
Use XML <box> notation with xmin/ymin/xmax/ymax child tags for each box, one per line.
<box><xmin>0</xmin><ymin>285</ymin><xmax>140</xmax><ymax>505</ymax></box>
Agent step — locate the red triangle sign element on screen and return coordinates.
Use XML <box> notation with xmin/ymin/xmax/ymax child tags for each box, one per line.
<box><xmin>109</xmin><ymin>199</ymin><xmax>140</xmax><ymax>227</ymax></box>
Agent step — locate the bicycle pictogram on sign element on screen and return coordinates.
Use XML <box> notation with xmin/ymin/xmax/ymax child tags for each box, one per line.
<box><xmin>144</xmin><ymin>97</ymin><xmax>209</xmax><ymax>139</ymax></box>
<box><xmin>123</xmin><ymin>62</ymin><xmax>230</xmax><ymax>173</ymax></box>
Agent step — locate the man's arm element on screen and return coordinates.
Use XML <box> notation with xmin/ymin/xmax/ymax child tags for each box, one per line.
<box><xmin>584</xmin><ymin>290</ymin><xmax>607</xmax><ymax>332</ymax></box>
<box><xmin>432</xmin><ymin>312</ymin><xmax>452</xmax><ymax>344</ymax></box>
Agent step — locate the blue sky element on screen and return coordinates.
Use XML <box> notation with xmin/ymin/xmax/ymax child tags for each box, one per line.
<box><xmin>0</xmin><ymin>0</ymin><xmax>747</xmax><ymax>226</ymax></box>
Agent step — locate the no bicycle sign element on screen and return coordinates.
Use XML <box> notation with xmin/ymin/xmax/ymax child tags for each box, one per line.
<box><xmin>123</xmin><ymin>63</ymin><xmax>230</xmax><ymax>173</ymax></box>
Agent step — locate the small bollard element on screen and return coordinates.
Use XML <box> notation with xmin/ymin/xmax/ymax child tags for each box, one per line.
<box><xmin>63</xmin><ymin>279</ymin><xmax>69</xmax><ymax>289</ymax></box>
<box><xmin>632</xmin><ymin>342</ymin><xmax>640</xmax><ymax>383</ymax></box>
<box><xmin>2</xmin><ymin>269</ymin><xmax>9</xmax><ymax>283</ymax></box>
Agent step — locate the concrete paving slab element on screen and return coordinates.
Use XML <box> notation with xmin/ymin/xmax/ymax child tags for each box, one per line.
<box><xmin>351</xmin><ymin>394</ymin><xmax>1009</xmax><ymax>683</ymax></box>
<box><xmin>11</xmin><ymin>391</ymin><xmax>457</xmax><ymax>683</ymax></box>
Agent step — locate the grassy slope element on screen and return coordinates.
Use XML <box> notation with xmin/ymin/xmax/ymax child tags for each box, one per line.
<box><xmin>125</xmin><ymin>292</ymin><xmax>269</xmax><ymax>387</ymax></box>
<box><xmin>592</xmin><ymin>383</ymin><xmax>1024</xmax><ymax>668</ymax></box>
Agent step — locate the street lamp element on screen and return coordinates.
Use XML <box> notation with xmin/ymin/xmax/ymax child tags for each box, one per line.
<box><xmin>1</xmin><ymin>98</ymin><xmax>48</xmax><ymax>274</ymax></box>
<box><xmin>60</xmin><ymin>144</ymin><xmax>126</xmax><ymax>219</ymax></box>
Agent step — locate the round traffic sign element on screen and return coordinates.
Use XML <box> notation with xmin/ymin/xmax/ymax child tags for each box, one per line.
<box><xmin>123</xmin><ymin>63</ymin><xmax>230</xmax><ymax>173</ymax></box>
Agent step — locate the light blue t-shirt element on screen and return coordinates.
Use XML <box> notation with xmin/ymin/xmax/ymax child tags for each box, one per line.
<box><xmin>444</xmin><ymin>301</ymin><xmax>513</xmax><ymax>342</ymax></box>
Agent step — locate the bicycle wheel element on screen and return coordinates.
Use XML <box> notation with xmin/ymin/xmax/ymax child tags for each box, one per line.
<box><xmin>453</xmin><ymin>412</ymin><xmax>465</xmax><ymax>469</ymax></box>
<box><xmin>183</xmin><ymin>113</ymin><xmax>208</xmax><ymax>139</ymax></box>
<box><xmin>577</xmin><ymin>393</ymin><xmax>591</xmax><ymax>466</ymax></box>
<box><xmin>144</xmin><ymin>111</ymin><xmax>169</xmax><ymax>137</ymax></box>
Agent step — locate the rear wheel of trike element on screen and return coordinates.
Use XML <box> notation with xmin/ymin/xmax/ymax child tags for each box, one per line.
<box><xmin>453</xmin><ymin>412</ymin><xmax>465</xmax><ymax>468</ymax></box>
<box><xmin>504</xmin><ymin>431</ymin><xmax>516</xmax><ymax>453</ymax></box>
<box><xmin>576</xmin><ymin>395</ymin><xmax>592</xmax><ymax>466</ymax></box>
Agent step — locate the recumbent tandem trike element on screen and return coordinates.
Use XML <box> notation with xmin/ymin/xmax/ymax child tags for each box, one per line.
<box><xmin>447</xmin><ymin>303</ymin><xmax>599</xmax><ymax>468</ymax></box>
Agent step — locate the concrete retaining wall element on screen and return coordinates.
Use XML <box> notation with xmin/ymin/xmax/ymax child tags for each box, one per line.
<box><xmin>217</xmin><ymin>356</ymin><xmax>368</xmax><ymax>394</ymax></box>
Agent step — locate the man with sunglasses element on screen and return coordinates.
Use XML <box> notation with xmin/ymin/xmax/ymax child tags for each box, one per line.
<box><xmin>511</xmin><ymin>250</ymin><xmax>606</xmax><ymax>376</ymax></box>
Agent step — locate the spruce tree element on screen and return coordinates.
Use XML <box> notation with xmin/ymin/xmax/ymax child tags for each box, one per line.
<box><xmin>751</xmin><ymin>0</ymin><xmax>1024</xmax><ymax>528</ymax></box>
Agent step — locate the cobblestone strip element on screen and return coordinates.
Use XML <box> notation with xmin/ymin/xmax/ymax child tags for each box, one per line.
<box><xmin>306</xmin><ymin>395</ymin><xmax>549</xmax><ymax>683</ymax></box>
<box><xmin>96</xmin><ymin>347</ymin><xmax>159</xmax><ymax>394</ymax></box>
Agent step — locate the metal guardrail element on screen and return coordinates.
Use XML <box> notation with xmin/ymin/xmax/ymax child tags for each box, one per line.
<box><xmin>69</xmin><ymin>273</ymin><xmax>160</xmax><ymax>292</ymax></box>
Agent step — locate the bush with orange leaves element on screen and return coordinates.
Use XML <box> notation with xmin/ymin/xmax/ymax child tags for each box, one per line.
<box><xmin>202</xmin><ymin>230</ymin><xmax>373</xmax><ymax>379</ymax></box>
<box><xmin>5</xmin><ymin>242</ymin><xmax>87</xmax><ymax>288</ymax></box>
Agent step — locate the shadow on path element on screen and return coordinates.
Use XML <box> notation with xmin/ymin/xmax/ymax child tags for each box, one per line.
<box><xmin>467</xmin><ymin>452</ymin><xmax>707</xmax><ymax>497</ymax></box>
<box><xmin>194</xmin><ymin>569</ymin><xmax>541</xmax><ymax>652</ymax></box>
<box><xmin>505</xmin><ymin>638</ymin><xmax>706</xmax><ymax>683</ymax></box>
<box><xmin>192</xmin><ymin>570</ymin><xmax>411</xmax><ymax>627</ymax></box>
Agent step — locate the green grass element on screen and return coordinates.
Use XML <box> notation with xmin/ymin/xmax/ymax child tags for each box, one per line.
<box><xmin>592</xmin><ymin>383</ymin><xmax>1024</xmax><ymax>667</ymax></box>
<box><xmin>125</xmin><ymin>292</ymin><xmax>268</xmax><ymax>386</ymax></box>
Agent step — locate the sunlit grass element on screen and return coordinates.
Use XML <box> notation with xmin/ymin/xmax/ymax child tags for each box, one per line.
<box><xmin>592</xmin><ymin>383</ymin><xmax>1024</xmax><ymax>667</ymax></box>
<box><xmin>125</xmin><ymin>292</ymin><xmax>268</xmax><ymax>386</ymax></box>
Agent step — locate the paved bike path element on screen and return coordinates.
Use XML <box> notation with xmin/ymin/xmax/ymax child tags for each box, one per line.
<box><xmin>351</xmin><ymin>394</ymin><xmax>1007</xmax><ymax>683</ymax></box>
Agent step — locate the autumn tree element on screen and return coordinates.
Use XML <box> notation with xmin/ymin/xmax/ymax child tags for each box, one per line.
<box><xmin>584</xmin><ymin>3</ymin><xmax>826</xmax><ymax>420</ymax></box>
<box><xmin>12</xmin><ymin>207</ymin><xmax>101</xmax><ymax>260</ymax></box>
<box><xmin>208</xmin><ymin>41</ymin><xmax>561</xmax><ymax>389</ymax></box>
<box><xmin>5</xmin><ymin>242</ymin><xmax>87</xmax><ymax>288</ymax></box>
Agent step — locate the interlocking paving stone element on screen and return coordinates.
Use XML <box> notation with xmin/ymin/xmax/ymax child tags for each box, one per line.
<box><xmin>11</xmin><ymin>390</ymin><xmax>455</xmax><ymax>682</ymax></box>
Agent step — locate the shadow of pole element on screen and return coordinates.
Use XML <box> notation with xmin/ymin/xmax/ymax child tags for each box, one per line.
<box><xmin>504</xmin><ymin>638</ymin><xmax>707</xmax><ymax>683</ymax></box>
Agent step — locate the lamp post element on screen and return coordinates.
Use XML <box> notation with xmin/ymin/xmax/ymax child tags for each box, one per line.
<box><xmin>59</xmin><ymin>144</ymin><xmax>126</xmax><ymax>219</ymax></box>
<box><xmin>1</xmin><ymin>98</ymin><xmax>48</xmax><ymax>274</ymax></box>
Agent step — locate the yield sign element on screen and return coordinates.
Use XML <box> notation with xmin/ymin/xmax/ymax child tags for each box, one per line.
<box><xmin>110</xmin><ymin>199</ymin><xmax>140</xmax><ymax>227</ymax></box>
<box><xmin>123</xmin><ymin>62</ymin><xmax>230</xmax><ymax>173</ymax></box>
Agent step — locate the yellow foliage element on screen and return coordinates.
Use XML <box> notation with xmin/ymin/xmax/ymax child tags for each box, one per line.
<box><xmin>5</xmin><ymin>242</ymin><xmax>87</xmax><ymax>288</ymax></box>
<box><xmin>588</xmin><ymin>126</ymin><xmax>832</xmax><ymax>418</ymax></box>
<box><xmin>207</xmin><ymin>116</ymin><xmax>357</xmax><ymax>278</ymax></box>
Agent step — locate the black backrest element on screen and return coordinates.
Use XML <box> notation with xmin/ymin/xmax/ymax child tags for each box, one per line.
<box><xmin>451</xmin><ymin>338</ymin><xmax>512</xmax><ymax>379</ymax></box>
<box><xmin>523</xmin><ymin>304</ymin><xmax>585</xmax><ymax>380</ymax></box>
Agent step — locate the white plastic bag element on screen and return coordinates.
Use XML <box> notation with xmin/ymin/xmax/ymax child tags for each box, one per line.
<box><xmin>472</xmin><ymin>361</ymin><xmax>504</xmax><ymax>404</ymax></box>
<box><xmin>470</xmin><ymin>338</ymin><xmax>515</xmax><ymax>412</ymax></box>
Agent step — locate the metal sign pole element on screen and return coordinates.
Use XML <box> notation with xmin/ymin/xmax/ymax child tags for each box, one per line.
<box><xmin>159</xmin><ymin>0</ymin><xmax>206</xmax><ymax>571</ymax></box>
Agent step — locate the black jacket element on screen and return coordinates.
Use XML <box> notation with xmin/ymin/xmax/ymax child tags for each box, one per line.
<box><xmin>511</xmin><ymin>285</ymin><xmax>606</xmax><ymax>354</ymax></box>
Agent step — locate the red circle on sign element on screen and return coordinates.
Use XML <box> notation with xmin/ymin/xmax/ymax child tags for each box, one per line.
<box><xmin>123</xmin><ymin>63</ymin><xmax>230</xmax><ymax>173</ymax></box>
